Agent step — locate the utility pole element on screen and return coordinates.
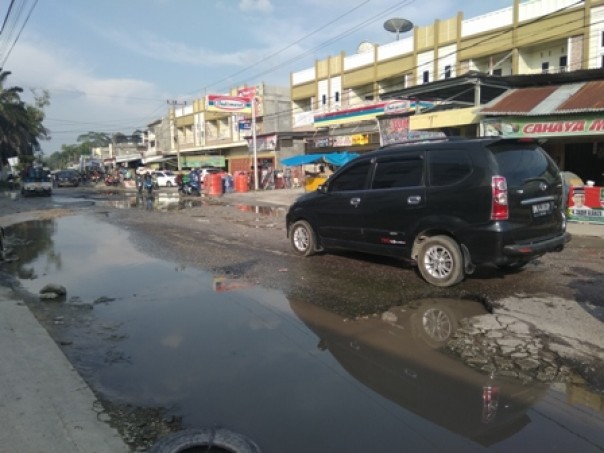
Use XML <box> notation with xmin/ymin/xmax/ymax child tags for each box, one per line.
<box><xmin>167</xmin><ymin>100</ymin><xmax>187</xmax><ymax>171</ymax></box>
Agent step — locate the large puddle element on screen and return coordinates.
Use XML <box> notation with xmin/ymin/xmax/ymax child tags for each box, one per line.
<box><xmin>3</xmin><ymin>214</ymin><xmax>604</xmax><ymax>452</ymax></box>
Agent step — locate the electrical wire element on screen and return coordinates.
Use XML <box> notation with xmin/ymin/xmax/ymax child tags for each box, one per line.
<box><xmin>36</xmin><ymin>0</ymin><xmax>598</xmax><ymax>148</ymax></box>
<box><xmin>0</xmin><ymin>0</ymin><xmax>38</xmax><ymax>67</ymax></box>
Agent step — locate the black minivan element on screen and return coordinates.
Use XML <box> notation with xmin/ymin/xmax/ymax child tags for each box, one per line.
<box><xmin>286</xmin><ymin>138</ymin><xmax>570</xmax><ymax>287</ymax></box>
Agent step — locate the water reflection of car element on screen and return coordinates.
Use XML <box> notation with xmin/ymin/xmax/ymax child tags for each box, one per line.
<box><xmin>153</xmin><ymin>170</ymin><xmax>177</xmax><ymax>188</ymax></box>
<box><xmin>55</xmin><ymin>170</ymin><xmax>80</xmax><ymax>187</ymax></box>
<box><xmin>289</xmin><ymin>297</ymin><xmax>547</xmax><ymax>446</ymax></box>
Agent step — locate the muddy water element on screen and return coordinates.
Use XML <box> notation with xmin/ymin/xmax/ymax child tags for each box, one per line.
<box><xmin>5</xmin><ymin>214</ymin><xmax>604</xmax><ymax>452</ymax></box>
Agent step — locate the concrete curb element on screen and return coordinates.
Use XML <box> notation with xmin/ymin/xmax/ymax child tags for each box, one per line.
<box><xmin>0</xmin><ymin>286</ymin><xmax>129</xmax><ymax>453</ymax></box>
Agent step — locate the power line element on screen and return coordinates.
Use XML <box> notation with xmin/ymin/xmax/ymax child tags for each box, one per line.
<box><xmin>0</xmin><ymin>0</ymin><xmax>38</xmax><ymax>67</ymax></box>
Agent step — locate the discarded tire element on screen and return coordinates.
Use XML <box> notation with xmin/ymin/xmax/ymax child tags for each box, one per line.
<box><xmin>148</xmin><ymin>427</ymin><xmax>261</xmax><ymax>453</ymax></box>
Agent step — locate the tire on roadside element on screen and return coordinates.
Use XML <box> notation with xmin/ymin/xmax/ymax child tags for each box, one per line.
<box><xmin>148</xmin><ymin>427</ymin><xmax>261</xmax><ymax>453</ymax></box>
<box><xmin>289</xmin><ymin>220</ymin><xmax>318</xmax><ymax>256</ymax></box>
<box><xmin>417</xmin><ymin>235</ymin><xmax>464</xmax><ymax>287</ymax></box>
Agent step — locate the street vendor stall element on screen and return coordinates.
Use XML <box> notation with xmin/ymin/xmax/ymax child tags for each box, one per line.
<box><xmin>280</xmin><ymin>152</ymin><xmax>359</xmax><ymax>192</ymax></box>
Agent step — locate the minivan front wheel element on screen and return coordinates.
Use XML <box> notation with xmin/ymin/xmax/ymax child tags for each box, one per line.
<box><xmin>417</xmin><ymin>235</ymin><xmax>464</xmax><ymax>287</ymax></box>
<box><xmin>290</xmin><ymin>220</ymin><xmax>318</xmax><ymax>256</ymax></box>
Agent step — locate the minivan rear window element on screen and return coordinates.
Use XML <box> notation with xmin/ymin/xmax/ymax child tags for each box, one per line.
<box><xmin>490</xmin><ymin>144</ymin><xmax>556</xmax><ymax>186</ymax></box>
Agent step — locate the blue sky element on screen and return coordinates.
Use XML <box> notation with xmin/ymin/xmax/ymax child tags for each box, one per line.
<box><xmin>3</xmin><ymin>0</ymin><xmax>513</xmax><ymax>154</ymax></box>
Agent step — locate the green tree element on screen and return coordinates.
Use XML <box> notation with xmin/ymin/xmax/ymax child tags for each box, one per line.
<box><xmin>76</xmin><ymin>131</ymin><xmax>111</xmax><ymax>147</ymax></box>
<box><xmin>0</xmin><ymin>70</ymin><xmax>49</xmax><ymax>164</ymax></box>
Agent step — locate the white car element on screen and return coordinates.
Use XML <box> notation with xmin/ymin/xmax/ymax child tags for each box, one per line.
<box><xmin>153</xmin><ymin>170</ymin><xmax>177</xmax><ymax>187</ymax></box>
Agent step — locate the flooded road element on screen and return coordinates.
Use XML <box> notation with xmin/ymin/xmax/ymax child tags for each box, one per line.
<box><xmin>4</xmin><ymin>213</ymin><xmax>604</xmax><ymax>452</ymax></box>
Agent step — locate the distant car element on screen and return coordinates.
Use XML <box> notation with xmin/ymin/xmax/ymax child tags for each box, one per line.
<box><xmin>153</xmin><ymin>170</ymin><xmax>177</xmax><ymax>187</ymax></box>
<box><xmin>55</xmin><ymin>170</ymin><xmax>80</xmax><ymax>187</ymax></box>
<box><xmin>21</xmin><ymin>167</ymin><xmax>52</xmax><ymax>197</ymax></box>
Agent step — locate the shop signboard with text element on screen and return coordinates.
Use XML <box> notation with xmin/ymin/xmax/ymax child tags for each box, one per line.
<box><xmin>482</xmin><ymin>115</ymin><xmax>604</xmax><ymax>138</ymax></box>
<box><xmin>206</xmin><ymin>95</ymin><xmax>252</xmax><ymax>114</ymax></box>
<box><xmin>567</xmin><ymin>185</ymin><xmax>604</xmax><ymax>224</ymax></box>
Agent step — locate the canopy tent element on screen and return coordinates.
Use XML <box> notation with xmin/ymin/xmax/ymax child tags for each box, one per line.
<box><xmin>280</xmin><ymin>151</ymin><xmax>359</xmax><ymax>167</ymax></box>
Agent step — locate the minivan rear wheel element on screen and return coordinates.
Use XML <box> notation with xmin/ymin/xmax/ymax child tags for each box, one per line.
<box><xmin>290</xmin><ymin>220</ymin><xmax>317</xmax><ymax>256</ymax></box>
<box><xmin>417</xmin><ymin>235</ymin><xmax>464</xmax><ymax>287</ymax></box>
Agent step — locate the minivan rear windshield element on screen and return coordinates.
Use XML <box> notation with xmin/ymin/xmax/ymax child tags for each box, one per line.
<box><xmin>490</xmin><ymin>143</ymin><xmax>557</xmax><ymax>186</ymax></box>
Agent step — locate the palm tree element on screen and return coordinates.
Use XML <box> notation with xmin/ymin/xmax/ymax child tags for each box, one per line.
<box><xmin>0</xmin><ymin>69</ymin><xmax>49</xmax><ymax>164</ymax></box>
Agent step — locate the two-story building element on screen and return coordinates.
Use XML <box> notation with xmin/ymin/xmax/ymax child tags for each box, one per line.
<box><xmin>144</xmin><ymin>83</ymin><xmax>312</xmax><ymax>180</ymax></box>
<box><xmin>289</xmin><ymin>0</ymin><xmax>604</xmax><ymax>181</ymax></box>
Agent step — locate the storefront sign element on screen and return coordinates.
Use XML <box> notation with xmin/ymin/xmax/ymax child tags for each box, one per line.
<box><xmin>482</xmin><ymin>116</ymin><xmax>604</xmax><ymax>138</ymax></box>
<box><xmin>239</xmin><ymin>119</ymin><xmax>252</xmax><ymax>131</ymax></box>
<box><xmin>332</xmin><ymin>136</ymin><xmax>352</xmax><ymax>147</ymax></box>
<box><xmin>314</xmin><ymin>137</ymin><xmax>332</xmax><ymax>148</ymax></box>
<box><xmin>314</xmin><ymin>100</ymin><xmax>432</xmax><ymax>127</ymax></box>
<box><xmin>567</xmin><ymin>186</ymin><xmax>604</xmax><ymax>224</ymax></box>
<box><xmin>351</xmin><ymin>134</ymin><xmax>369</xmax><ymax>145</ymax></box>
<box><xmin>181</xmin><ymin>155</ymin><xmax>226</xmax><ymax>168</ymax></box>
<box><xmin>207</xmin><ymin>95</ymin><xmax>252</xmax><ymax>113</ymax></box>
<box><xmin>377</xmin><ymin>116</ymin><xmax>446</xmax><ymax>145</ymax></box>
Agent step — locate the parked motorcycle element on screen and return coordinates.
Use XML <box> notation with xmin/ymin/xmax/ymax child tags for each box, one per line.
<box><xmin>179</xmin><ymin>180</ymin><xmax>201</xmax><ymax>197</ymax></box>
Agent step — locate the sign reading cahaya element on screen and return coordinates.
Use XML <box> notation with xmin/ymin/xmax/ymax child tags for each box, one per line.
<box><xmin>482</xmin><ymin>115</ymin><xmax>604</xmax><ymax>138</ymax></box>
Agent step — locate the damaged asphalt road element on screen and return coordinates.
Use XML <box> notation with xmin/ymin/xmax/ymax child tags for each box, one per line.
<box><xmin>1</xmin><ymin>186</ymin><xmax>604</xmax><ymax>451</ymax></box>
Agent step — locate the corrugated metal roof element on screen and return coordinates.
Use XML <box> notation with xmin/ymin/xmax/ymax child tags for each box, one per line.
<box><xmin>480</xmin><ymin>80</ymin><xmax>604</xmax><ymax>116</ymax></box>
<box><xmin>557</xmin><ymin>80</ymin><xmax>604</xmax><ymax>112</ymax></box>
<box><xmin>481</xmin><ymin>86</ymin><xmax>558</xmax><ymax>115</ymax></box>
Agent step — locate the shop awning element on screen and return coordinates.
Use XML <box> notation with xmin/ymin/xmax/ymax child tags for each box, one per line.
<box><xmin>481</xmin><ymin>80</ymin><xmax>604</xmax><ymax>116</ymax></box>
<box><xmin>280</xmin><ymin>151</ymin><xmax>359</xmax><ymax>167</ymax></box>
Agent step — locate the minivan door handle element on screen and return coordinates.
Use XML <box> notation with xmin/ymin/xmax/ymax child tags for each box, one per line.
<box><xmin>407</xmin><ymin>195</ymin><xmax>422</xmax><ymax>205</ymax></box>
<box><xmin>350</xmin><ymin>197</ymin><xmax>361</xmax><ymax>207</ymax></box>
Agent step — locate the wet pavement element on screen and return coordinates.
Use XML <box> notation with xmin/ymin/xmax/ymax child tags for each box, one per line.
<box><xmin>3</xmin><ymin>213</ymin><xmax>604</xmax><ymax>452</ymax></box>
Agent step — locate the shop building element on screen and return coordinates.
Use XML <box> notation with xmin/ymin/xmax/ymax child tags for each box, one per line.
<box><xmin>290</xmin><ymin>0</ymin><xmax>604</xmax><ymax>149</ymax></box>
<box><xmin>143</xmin><ymin>83</ymin><xmax>312</xmax><ymax>176</ymax></box>
<box><xmin>480</xmin><ymin>71</ymin><xmax>604</xmax><ymax>185</ymax></box>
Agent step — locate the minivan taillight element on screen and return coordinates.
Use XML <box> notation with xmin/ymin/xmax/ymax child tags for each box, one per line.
<box><xmin>491</xmin><ymin>176</ymin><xmax>509</xmax><ymax>220</ymax></box>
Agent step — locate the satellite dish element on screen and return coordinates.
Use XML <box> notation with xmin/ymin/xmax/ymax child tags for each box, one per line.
<box><xmin>383</xmin><ymin>18</ymin><xmax>413</xmax><ymax>41</ymax></box>
<box><xmin>357</xmin><ymin>41</ymin><xmax>375</xmax><ymax>54</ymax></box>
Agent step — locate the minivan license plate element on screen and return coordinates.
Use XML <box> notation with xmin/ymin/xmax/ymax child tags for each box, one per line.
<box><xmin>532</xmin><ymin>202</ymin><xmax>552</xmax><ymax>217</ymax></box>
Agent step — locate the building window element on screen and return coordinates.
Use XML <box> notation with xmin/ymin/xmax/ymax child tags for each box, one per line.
<box><xmin>322</xmin><ymin>94</ymin><xmax>327</xmax><ymax>105</ymax></box>
<box><xmin>601</xmin><ymin>55</ymin><xmax>604</xmax><ymax>68</ymax></box>
<box><xmin>559</xmin><ymin>55</ymin><xmax>567</xmax><ymax>72</ymax></box>
<box><xmin>601</xmin><ymin>31</ymin><xmax>604</xmax><ymax>47</ymax></box>
<box><xmin>444</xmin><ymin>65</ymin><xmax>452</xmax><ymax>79</ymax></box>
<box><xmin>492</xmin><ymin>68</ymin><xmax>502</xmax><ymax>76</ymax></box>
<box><xmin>423</xmin><ymin>70</ymin><xmax>429</xmax><ymax>84</ymax></box>
<box><xmin>335</xmin><ymin>91</ymin><xmax>340</xmax><ymax>102</ymax></box>
<box><xmin>541</xmin><ymin>62</ymin><xmax>549</xmax><ymax>73</ymax></box>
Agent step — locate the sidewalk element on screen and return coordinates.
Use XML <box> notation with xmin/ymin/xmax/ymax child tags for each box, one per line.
<box><xmin>0</xmin><ymin>285</ymin><xmax>129</xmax><ymax>453</ymax></box>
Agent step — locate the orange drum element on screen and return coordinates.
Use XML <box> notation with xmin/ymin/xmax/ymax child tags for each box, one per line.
<box><xmin>235</xmin><ymin>172</ymin><xmax>248</xmax><ymax>193</ymax></box>
<box><xmin>205</xmin><ymin>173</ymin><xmax>223</xmax><ymax>196</ymax></box>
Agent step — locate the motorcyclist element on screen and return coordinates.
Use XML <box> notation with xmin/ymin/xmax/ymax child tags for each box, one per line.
<box><xmin>144</xmin><ymin>172</ymin><xmax>153</xmax><ymax>195</ymax></box>
<box><xmin>189</xmin><ymin>168</ymin><xmax>200</xmax><ymax>190</ymax></box>
<box><xmin>136</xmin><ymin>172</ymin><xmax>144</xmax><ymax>194</ymax></box>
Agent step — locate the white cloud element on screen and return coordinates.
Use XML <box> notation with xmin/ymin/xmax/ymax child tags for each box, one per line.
<box><xmin>239</xmin><ymin>0</ymin><xmax>274</xmax><ymax>13</ymax></box>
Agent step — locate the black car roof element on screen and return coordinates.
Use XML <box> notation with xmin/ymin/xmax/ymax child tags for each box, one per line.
<box><xmin>361</xmin><ymin>137</ymin><xmax>537</xmax><ymax>160</ymax></box>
